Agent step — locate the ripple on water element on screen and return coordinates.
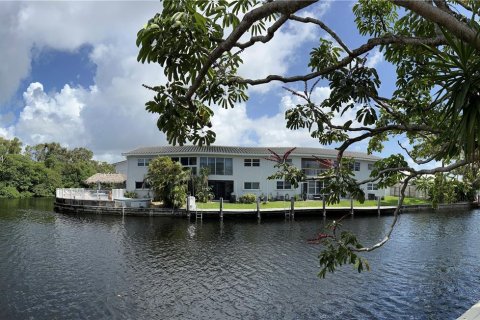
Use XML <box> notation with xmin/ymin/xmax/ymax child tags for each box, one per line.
<box><xmin>1</xmin><ymin>202</ymin><xmax>480</xmax><ymax>319</ymax></box>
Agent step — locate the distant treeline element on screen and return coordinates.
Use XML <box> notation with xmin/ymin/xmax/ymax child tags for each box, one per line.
<box><xmin>0</xmin><ymin>137</ymin><xmax>114</xmax><ymax>198</ymax></box>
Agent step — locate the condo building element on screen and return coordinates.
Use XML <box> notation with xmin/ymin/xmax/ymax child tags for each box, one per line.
<box><xmin>119</xmin><ymin>145</ymin><xmax>385</xmax><ymax>201</ymax></box>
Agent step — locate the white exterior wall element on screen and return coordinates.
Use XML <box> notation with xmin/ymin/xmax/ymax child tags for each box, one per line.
<box><xmin>124</xmin><ymin>153</ymin><xmax>386</xmax><ymax>200</ymax></box>
<box><xmin>114</xmin><ymin>160</ymin><xmax>128</xmax><ymax>177</ymax></box>
<box><xmin>126</xmin><ymin>156</ymin><xmax>153</xmax><ymax>198</ymax></box>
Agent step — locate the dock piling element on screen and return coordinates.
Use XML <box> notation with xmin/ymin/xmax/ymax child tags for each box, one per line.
<box><xmin>350</xmin><ymin>198</ymin><xmax>354</xmax><ymax>215</ymax></box>
<box><xmin>220</xmin><ymin>197</ymin><xmax>223</xmax><ymax>220</ymax></box>
<box><xmin>377</xmin><ymin>196</ymin><xmax>381</xmax><ymax>215</ymax></box>
<box><xmin>290</xmin><ymin>198</ymin><xmax>295</xmax><ymax>219</ymax></box>
<box><xmin>322</xmin><ymin>195</ymin><xmax>326</xmax><ymax>217</ymax></box>
<box><xmin>256</xmin><ymin>198</ymin><xmax>261</xmax><ymax>220</ymax></box>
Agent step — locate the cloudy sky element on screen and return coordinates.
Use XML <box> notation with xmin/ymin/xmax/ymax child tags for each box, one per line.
<box><xmin>0</xmin><ymin>1</ymin><xmax>402</xmax><ymax>163</ymax></box>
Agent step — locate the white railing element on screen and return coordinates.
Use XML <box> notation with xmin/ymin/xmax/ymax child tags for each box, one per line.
<box><xmin>56</xmin><ymin>188</ymin><xmax>126</xmax><ymax>201</ymax></box>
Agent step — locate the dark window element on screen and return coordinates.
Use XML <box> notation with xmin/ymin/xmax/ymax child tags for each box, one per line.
<box><xmin>348</xmin><ymin>161</ymin><xmax>361</xmax><ymax>171</ymax></box>
<box><xmin>368</xmin><ymin>163</ymin><xmax>374</xmax><ymax>170</ymax></box>
<box><xmin>135</xmin><ymin>181</ymin><xmax>143</xmax><ymax>189</ymax></box>
<box><xmin>208</xmin><ymin>157</ymin><xmax>216</xmax><ymax>174</ymax></box>
<box><xmin>171</xmin><ymin>157</ymin><xmax>179</xmax><ymax>163</ymax></box>
<box><xmin>354</xmin><ymin>162</ymin><xmax>360</xmax><ymax>171</ymax></box>
<box><xmin>367</xmin><ymin>183</ymin><xmax>378</xmax><ymax>191</ymax></box>
<box><xmin>276</xmin><ymin>181</ymin><xmax>292</xmax><ymax>190</ymax></box>
<box><xmin>244</xmin><ymin>182</ymin><xmax>260</xmax><ymax>190</ymax></box>
<box><xmin>200</xmin><ymin>157</ymin><xmax>232</xmax><ymax>175</ymax></box>
<box><xmin>225</xmin><ymin>158</ymin><xmax>233</xmax><ymax>175</ymax></box>
<box><xmin>137</xmin><ymin>159</ymin><xmax>145</xmax><ymax>167</ymax></box>
<box><xmin>216</xmin><ymin>158</ymin><xmax>225</xmax><ymax>175</ymax></box>
<box><xmin>244</xmin><ymin>158</ymin><xmax>260</xmax><ymax>167</ymax></box>
<box><xmin>181</xmin><ymin>157</ymin><xmax>189</xmax><ymax>166</ymax></box>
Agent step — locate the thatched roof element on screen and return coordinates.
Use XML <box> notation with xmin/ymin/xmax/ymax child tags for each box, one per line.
<box><xmin>85</xmin><ymin>173</ymin><xmax>126</xmax><ymax>184</ymax></box>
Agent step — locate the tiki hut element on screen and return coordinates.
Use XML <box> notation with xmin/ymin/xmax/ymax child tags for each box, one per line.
<box><xmin>85</xmin><ymin>173</ymin><xmax>127</xmax><ymax>189</ymax></box>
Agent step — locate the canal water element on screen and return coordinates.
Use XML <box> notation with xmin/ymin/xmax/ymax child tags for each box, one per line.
<box><xmin>1</xmin><ymin>198</ymin><xmax>479</xmax><ymax>319</ymax></box>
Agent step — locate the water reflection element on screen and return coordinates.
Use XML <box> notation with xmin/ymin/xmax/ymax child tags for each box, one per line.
<box><xmin>0</xmin><ymin>198</ymin><xmax>479</xmax><ymax>319</ymax></box>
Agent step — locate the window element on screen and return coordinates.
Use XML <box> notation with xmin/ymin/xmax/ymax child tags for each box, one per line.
<box><xmin>368</xmin><ymin>163</ymin><xmax>374</xmax><ymax>170</ymax></box>
<box><xmin>244</xmin><ymin>159</ymin><xmax>260</xmax><ymax>167</ymax></box>
<box><xmin>172</xmin><ymin>157</ymin><xmax>197</xmax><ymax>174</ymax></box>
<box><xmin>135</xmin><ymin>181</ymin><xmax>150</xmax><ymax>189</ymax></box>
<box><xmin>137</xmin><ymin>158</ymin><xmax>150</xmax><ymax>167</ymax></box>
<box><xmin>179</xmin><ymin>157</ymin><xmax>196</xmax><ymax>166</ymax></box>
<box><xmin>244</xmin><ymin>182</ymin><xmax>260</xmax><ymax>190</ymax></box>
<box><xmin>349</xmin><ymin>161</ymin><xmax>361</xmax><ymax>171</ymax></box>
<box><xmin>276</xmin><ymin>181</ymin><xmax>292</xmax><ymax>190</ymax></box>
<box><xmin>367</xmin><ymin>183</ymin><xmax>378</xmax><ymax>191</ymax></box>
<box><xmin>216</xmin><ymin>157</ymin><xmax>225</xmax><ymax>175</ymax></box>
<box><xmin>306</xmin><ymin>180</ymin><xmax>327</xmax><ymax>194</ymax></box>
<box><xmin>301</xmin><ymin>158</ymin><xmax>328</xmax><ymax>176</ymax></box>
<box><xmin>200</xmin><ymin>157</ymin><xmax>233</xmax><ymax>175</ymax></box>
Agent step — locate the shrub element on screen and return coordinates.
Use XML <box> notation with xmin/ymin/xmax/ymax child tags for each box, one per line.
<box><xmin>0</xmin><ymin>186</ymin><xmax>21</xmax><ymax>198</ymax></box>
<box><xmin>239</xmin><ymin>193</ymin><xmax>256</xmax><ymax>204</ymax></box>
<box><xmin>124</xmin><ymin>191</ymin><xmax>138</xmax><ymax>199</ymax></box>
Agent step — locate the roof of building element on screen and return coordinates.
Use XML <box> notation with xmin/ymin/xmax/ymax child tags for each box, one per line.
<box><xmin>85</xmin><ymin>173</ymin><xmax>127</xmax><ymax>184</ymax></box>
<box><xmin>122</xmin><ymin>145</ymin><xmax>381</xmax><ymax>161</ymax></box>
<box><xmin>112</xmin><ymin>160</ymin><xmax>127</xmax><ymax>166</ymax></box>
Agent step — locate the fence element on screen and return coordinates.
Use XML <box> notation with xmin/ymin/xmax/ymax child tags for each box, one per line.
<box><xmin>56</xmin><ymin>188</ymin><xmax>126</xmax><ymax>200</ymax></box>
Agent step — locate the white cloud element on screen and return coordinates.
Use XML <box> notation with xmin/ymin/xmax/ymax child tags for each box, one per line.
<box><xmin>0</xmin><ymin>2</ymin><xmax>166</xmax><ymax>162</ymax></box>
<box><xmin>15</xmin><ymin>82</ymin><xmax>87</xmax><ymax>147</ymax></box>
<box><xmin>0</xmin><ymin>2</ymin><xmax>340</xmax><ymax>161</ymax></box>
<box><xmin>366</xmin><ymin>49</ymin><xmax>384</xmax><ymax>68</ymax></box>
<box><xmin>237</xmin><ymin>4</ymin><xmax>330</xmax><ymax>94</ymax></box>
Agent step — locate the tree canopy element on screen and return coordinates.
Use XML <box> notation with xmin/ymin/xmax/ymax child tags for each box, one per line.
<box><xmin>0</xmin><ymin>138</ymin><xmax>114</xmax><ymax>198</ymax></box>
<box><xmin>137</xmin><ymin>0</ymin><xmax>480</xmax><ymax>275</ymax></box>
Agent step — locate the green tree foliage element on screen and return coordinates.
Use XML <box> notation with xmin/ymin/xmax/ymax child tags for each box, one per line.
<box><xmin>138</xmin><ymin>0</ymin><xmax>480</xmax><ymax>276</ymax></box>
<box><xmin>193</xmin><ymin>167</ymin><xmax>213</xmax><ymax>203</ymax></box>
<box><xmin>147</xmin><ymin>157</ymin><xmax>189</xmax><ymax>208</ymax></box>
<box><xmin>0</xmin><ymin>138</ymin><xmax>114</xmax><ymax>198</ymax></box>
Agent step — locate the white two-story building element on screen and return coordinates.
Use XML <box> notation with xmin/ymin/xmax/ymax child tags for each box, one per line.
<box><xmin>119</xmin><ymin>145</ymin><xmax>385</xmax><ymax>201</ymax></box>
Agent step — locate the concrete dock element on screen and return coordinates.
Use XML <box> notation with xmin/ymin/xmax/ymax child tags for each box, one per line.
<box><xmin>458</xmin><ymin>301</ymin><xmax>480</xmax><ymax>320</ymax></box>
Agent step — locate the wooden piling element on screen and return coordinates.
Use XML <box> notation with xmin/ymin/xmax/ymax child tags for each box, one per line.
<box><xmin>377</xmin><ymin>196</ymin><xmax>381</xmax><ymax>215</ymax></box>
<box><xmin>350</xmin><ymin>198</ymin><xmax>354</xmax><ymax>215</ymax></box>
<box><xmin>256</xmin><ymin>197</ymin><xmax>261</xmax><ymax>220</ymax></box>
<box><xmin>290</xmin><ymin>197</ymin><xmax>295</xmax><ymax>218</ymax></box>
<box><xmin>220</xmin><ymin>197</ymin><xmax>223</xmax><ymax>220</ymax></box>
<box><xmin>322</xmin><ymin>195</ymin><xmax>326</xmax><ymax>217</ymax></box>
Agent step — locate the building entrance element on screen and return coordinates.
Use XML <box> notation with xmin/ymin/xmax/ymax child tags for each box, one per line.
<box><xmin>208</xmin><ymin>180</ymin><xmax>234</xmax><ymax>200</ymax></box>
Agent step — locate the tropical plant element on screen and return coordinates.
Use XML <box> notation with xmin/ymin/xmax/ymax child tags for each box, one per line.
<box><xmin>147</xmin><ymin>156</ymin><xmax>190</xmax><ymax>208</ymax></box>
<box><xmin>193</xmin><ymin>167</ymin><xmax>213</xmax><ymax>203</ymax></box>
<box><xmin>412</xmin><ymin>176</ymin><xmax>433</xmax><ymax>200</ymax></box>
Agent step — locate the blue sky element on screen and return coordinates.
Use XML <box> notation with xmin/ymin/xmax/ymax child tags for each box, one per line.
<box><xmin>0</xmin><ymin>1</ymin><xmax>411</xmax><ymax>164</ymax></box>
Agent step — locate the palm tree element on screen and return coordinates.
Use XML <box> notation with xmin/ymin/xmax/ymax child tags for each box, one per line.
<box><xmin>413</xmin><ymin>176</ymin><xmax>434</xmax><ymax>199</ymax></box>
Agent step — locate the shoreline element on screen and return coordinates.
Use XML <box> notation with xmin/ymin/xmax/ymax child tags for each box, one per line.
<box><xmin>53</xmin><ymin>198</ymin><xmax>474</xmax><ymax>219</ymax></box>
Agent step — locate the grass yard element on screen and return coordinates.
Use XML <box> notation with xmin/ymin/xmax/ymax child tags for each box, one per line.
<box><xmin>195</xmin><ymin>195</ymin><xmax>430</xmax><ymax>210</ymax></box>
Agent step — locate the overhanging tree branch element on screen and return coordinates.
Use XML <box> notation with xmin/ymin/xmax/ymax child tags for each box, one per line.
<box><xmin>185</xmin><ymin>0</ymin><xmax>317</xmax><ymax>101</ymax></box>
<box><xmin>390</xmin><ymin>0</ymin><xmax>480</xmax><ymax>50</ymax></box>
<box><xmin>232</xmin><ymin>35</ymin><xmax>446</xmax><ymax>86</ymax></box>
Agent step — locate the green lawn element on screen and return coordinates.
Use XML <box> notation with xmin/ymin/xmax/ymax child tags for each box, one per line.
<box><xmin>195</xmin><ymin>196</ymin><xmax>430</xmax><ymax>210</ymax></box>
